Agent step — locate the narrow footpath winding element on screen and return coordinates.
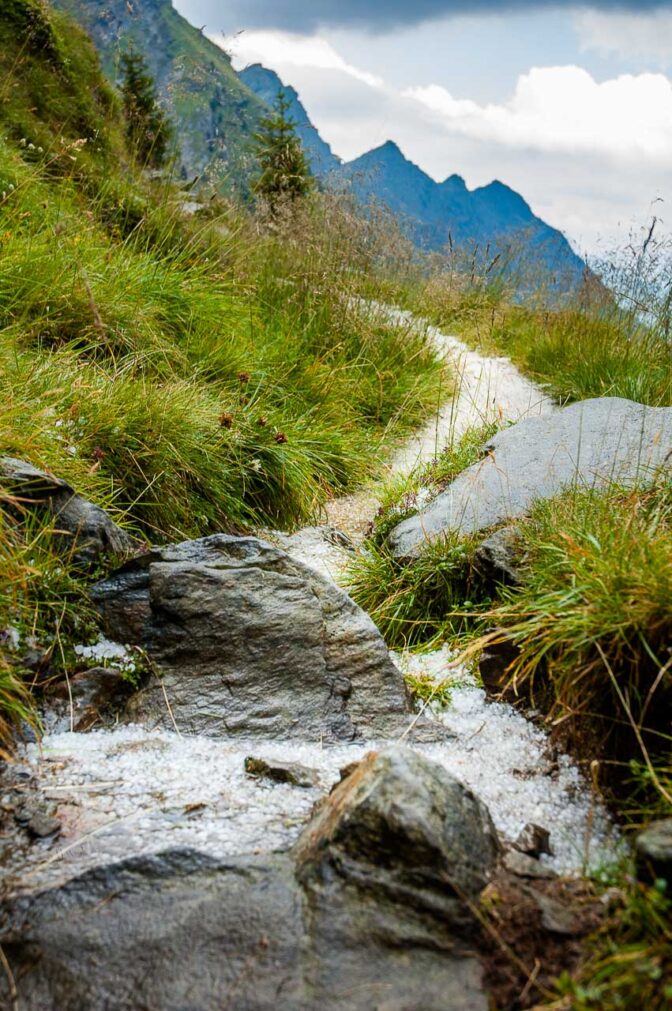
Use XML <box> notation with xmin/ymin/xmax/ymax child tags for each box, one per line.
<box><xmin>7</xmin><ymin>308</ymin><xmax>617</xmax><ymax>896</ymax></box>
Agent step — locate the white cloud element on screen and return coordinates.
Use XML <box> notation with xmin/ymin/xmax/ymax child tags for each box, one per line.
<box><xmin>209</xmin><ymin>30</ymin><xmax>671</xmax><ymax>250</ymax></box>
<box><xmin>219</xmin><ymin>30</ymin><xmax>384</xmax><ymax>88</ymax></box>
<box><xmin>404</xmin><ymin>66</ymin><xmax>672</xmax><ymax>161</ymax></box>
<box><xmin>575</xmin><ymin>10</ymin><xmax>672</xmax><ymax>65</ymax></box>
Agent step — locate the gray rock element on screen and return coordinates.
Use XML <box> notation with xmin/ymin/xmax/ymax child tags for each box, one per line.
<box><xmin>45</xmin><ymin>667</ymin><xmax>134</xmax><ymax>732</ymax></box>
<box><xmin>0</xmin><ymin>748</ymin><xmax>496</xmax><ymax>1011</ymax></box>
<box><xmin>244</xmin><ymin>756</ymin><xmax>319</xmax><ymax>787</ymax></box>
<box><xmin>514</xmin><ymin>822</ymin><xmax>553</xmax><ymax>858</ymax></box>
<box><xmin>478</xmin><ymin>632</ymin><xmax>520</xmax><ymax>694</ymax></box>
<box><xmin>91</xmin><ymin>534</ymin><xmax>431</xmax><ymax>742</ymax></box>
<box><xmin>295</xmin><ymin>747</ymin><xmax>501</xmax><ymax>930</ymax></box>
<box><xmin>473</xmin><ymin>525</ymin><xmax>524</xmax><ymax>586</ymax></box>
<box><xmin>532</xmin><ymin>892</ymin><xmax>582</xmax><ymax>936</ymax></box>
<box><xmin>635</xmin><ymin>818</ymin><xmax>672</xmax><ymax>884</ymax></box>
<box><xmin>503</xmin><ymin>850</ymin><xmax>557</xmax><ymax>879</ymax></box>
<box><xmin>390</xmin><ymin>398</ymin><xmax>672</xmax><ymax>557</ymax></box>
<box><xmin>14</xmin><ymin>806</ymin><xmax>61</xmax><ymax>839</ymax></box>
<box><xmin>0</xmin><ymin>457</ymin><xmax>135</xmax><ymax>566</ymax></box>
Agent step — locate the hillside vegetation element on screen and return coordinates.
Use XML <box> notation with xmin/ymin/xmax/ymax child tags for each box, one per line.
<box><xmin>0</xmin><ymin>0</ymin><xmax>444</xmax><ymax>744</ymax></box>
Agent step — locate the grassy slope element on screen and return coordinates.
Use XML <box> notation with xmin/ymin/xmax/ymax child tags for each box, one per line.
<box><xmin>0</xmin><ymin>0</ymin><xmax>445</xmax><ymax>744</ymax></box>
<box><xmin>52</xmin><ymin>0</ymin><xmax>266</xmax><ymax>190</ymax></box>
<box><xmin>388</xmin><ymin>256</ymin><xmax>672</xmax><ymax>407</ymax></box>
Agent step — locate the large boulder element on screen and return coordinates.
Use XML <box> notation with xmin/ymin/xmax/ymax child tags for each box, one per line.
<box><xmin>0</xmin><ymin>457</ymin><xmax>134</xmax><ymax>566</ymax></box>
<box><xmin>90</xmin><ymin>535</ymin><xmax>422</xmax><ymax>741</ymax></box>
<box><xmin>0</xmin><ymin>749</ymin><xmax>497</xmax><ymax>1011</ymax></box>
<box><xmin>390</xmin><ymin>398</ymin><xmax>672</xmax><ymax>557</ymax></box>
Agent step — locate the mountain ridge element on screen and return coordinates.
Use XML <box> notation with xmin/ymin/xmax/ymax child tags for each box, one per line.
<box><xmin>237</xmin><ymin>64</ymin><xmax>584</xmax><ymax>282</ymax></box>
<box><xmin>52</xmin><ymin>0</ymin><xmax>584</xmax><ymax>283</ymax></box>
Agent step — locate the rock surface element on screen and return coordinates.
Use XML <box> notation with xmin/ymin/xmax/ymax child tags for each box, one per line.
<box><xmin>45</xmin><ymin>667</ymin><xmax>134</xmax><ymax>732</ymax></box>
<box><xmin>0</xmin><ymin>457</ymin><xmax>134</xmax><ymax>566</ymax></box>
<box><xmin>244</xmin><ymin>755</ymin><xmax>319</xmax><ymax>787</ymax></box>
<box><xmin>1</xmin><ymin>748</ymin><xmax>496</xmax><ymax>1011</ymax></box>
<box><xmin>91</xmin><ymin>534</ymin><xmax>424</xmax><ymax>741</ymax></box>
<box><xmin>635</xmin><ymin>818</ymin><xmax>672</xmax><ymax>884</ymax></box>
<box><xmin>390</xmin><ymin>397</ymin><xmax>672</xmax><ymax>557</ymax></box>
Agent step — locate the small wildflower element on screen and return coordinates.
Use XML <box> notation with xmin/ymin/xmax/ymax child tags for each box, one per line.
<box><xmin>219</xmin><ymin>412</ymin><xmax>234</xmax><ymax>429</ymax></box>
<box><xmin>274</xmin><ymin>431</ymin><xmax>288</xmax><ymax>445</ymax></box>
<box><xmin>237</xmin><ymin>371</ymin><xmax>251</xmax><ymax>384</ymax></box>
<box><xmin>93</xmin><ymin>446</ymin><xmax>105</xmax><ymax>461</ymax></box>
<box><xmin>27</xmin><ymin>143</ymin><xmax>35</xmax><ymax>151</ymax></box>
<box><xmin>257</xmin><ymin>416</ymin><xmax>268</xmax><ymax>427</ymax></box>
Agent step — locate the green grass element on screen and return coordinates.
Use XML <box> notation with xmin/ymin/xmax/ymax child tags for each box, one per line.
<box><xmin>550</xmin><ymin>876</ymin><xmax>672</xmax><ymax>1011</ymax></box>
<box><xmin>0</xmin><ymin>1</ymin><xmax>446</xmax><ymax>746</ymax></box>
<box><xmin>394</xmin><ymin>245</ymin><xmax>672</xmax><ymax>408</ymax></box>
<box><xmin>345</xmin><ymin>421</ymin><xmax>501</xmax><ymax>646</ymax></box>
<box><xmin>478</xmin><ymin>482</ymin><xmax>672</xmax><ymax>807</ymax></box>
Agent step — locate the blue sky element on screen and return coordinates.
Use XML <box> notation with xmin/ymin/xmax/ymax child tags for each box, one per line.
<box><xmin>174</xmin><ymin>1</ymin><xmax>672</xmax><ymax>253</ymax></box>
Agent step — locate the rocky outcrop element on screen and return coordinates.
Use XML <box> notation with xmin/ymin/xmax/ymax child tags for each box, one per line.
<box><xmin>90</xmin><ymin>535</ymin><xmax>427</xmax><ymax>741</ymax></box>
<box><xmin>0</xmin><ymin>457</ymin><xmax>134</xmax><ymax>566</ymax></box>
<box><xmin>0</xmin><ymin>749</ymin><xmax>497</xmax><ymax>1011</ymax></box>
<box><xmin>390</xmin><ymin>398</ymin><xmax>672</xmax><ymax>557</ymax></box>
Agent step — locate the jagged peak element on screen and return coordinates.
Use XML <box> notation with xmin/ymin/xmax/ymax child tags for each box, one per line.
<box><xmin>440</xmin><ymin>173</ymin><xmax>467</xmax><ymax>190</ymax></box>
<box><xmin>475</xmin><ymin>178</ymin><xmax>533</xmax><ymax>214</ymax></box>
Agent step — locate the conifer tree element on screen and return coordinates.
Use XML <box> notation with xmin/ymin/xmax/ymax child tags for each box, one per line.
<box><xmin>120</xmin><ymin>48</ymin><xmax>173</xmax><ymax>168</ymax></box>
<box><xmin>251</xmin><ymin>91</ymin><xmax>313</xmax><ymax>209</ymax></box>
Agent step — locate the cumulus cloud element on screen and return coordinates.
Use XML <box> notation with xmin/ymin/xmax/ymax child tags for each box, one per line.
<box><xmin>222</xmin><ymin>32</ymin><xmax>383</xmax><ymax>87</ymax></box>
<box><xmin>179</xmin><ymin>0</ymin><xmax>669</xmax><ymax>33</ymax></box>
<box><xmin>405</xmin><ymin>67</ymin><xmax>672</xmax><ymax>161</ymax></box>
<box><xmin>223</xmin><ymin>28</ymin><xmax>671</xmax><ymax>249</ymax></box>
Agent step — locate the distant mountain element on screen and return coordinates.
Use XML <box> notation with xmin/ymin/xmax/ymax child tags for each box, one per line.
<box><xmin>238</xmin><ymin>76</ymin><xmax>585</xmax><ymax>284</ymax></box>
<box><xmin>54</xmin><ymin>0</ymin><xmax>584</xmax><ymax>285</ymax></box>
<box><xmin>52</xmin><ymin>0</ymin><xmax>265</xmax><ymax>189</ymax></box>
<box><xmin>239</xmin><ymin>64</ymin><xmax>341</xmax><ymax>177</ymax></box>
<box><xmin>337</xmin><ymin>141</ymin><xmax>585</xmax><ymax>283</ymax></box>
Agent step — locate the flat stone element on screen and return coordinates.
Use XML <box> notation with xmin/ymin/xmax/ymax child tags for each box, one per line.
<box><xmin>532</xmin><ymin>892</ymin><xmax>582</xmax><ymax>936</ymax></box>
<box><xmin>390</xmin><ymin>398</ymin><xmax>672</xmax><ymax>557</ymax></box>
<box><xmin>244</xmin><ymin>756</ymin><xmax>319</xmax><ymax>788</ymax></box>
<box><xmin>503</xmin><ymin>850</ymin><xmax>557</xmax><ymax>879</ymax></box>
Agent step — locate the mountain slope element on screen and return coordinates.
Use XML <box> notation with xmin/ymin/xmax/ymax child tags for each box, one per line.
<box><xmin>239</xmin><ymin>73</ymin><xmax>585</xmax><ymax>284</ymax></box>
<box><xmin>52</xmin><ymin>0</ymin><xmax>265</xmax><ymax>189</ymax></box>
<box><xmin>239</xmin><ymin>63</ymin><xmax>341</xmax><ymax>177</ymax></box>
<box><xmin>338</xmin><ymin>142</ymin><xmax>585</xmax><ymax>283</ymax></box>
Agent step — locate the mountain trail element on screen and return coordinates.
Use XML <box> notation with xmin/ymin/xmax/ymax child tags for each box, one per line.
<box><xmin>286</xmin><ymin>304</ymin><xmax>555</xmax><ymax>579</ymax></box>
<box><xmin>7</xmin><ymin>309</ymin><xmax>618</xmax><ymax>897</ymax></box>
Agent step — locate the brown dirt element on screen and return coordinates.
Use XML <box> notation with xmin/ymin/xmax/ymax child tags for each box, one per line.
<box><xmin>478</xmin><ymin>871</ymin><xmax>604</xmax><ymax>1010</ymax></box>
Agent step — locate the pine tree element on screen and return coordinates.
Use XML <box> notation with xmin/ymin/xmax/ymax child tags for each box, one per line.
<box><xmin>251</xmin><ymin>91</ymin><xmax>313</xmax><ymax>209</ymax></box>
<box><xmin>120</xmin><ymin>48</ymin><xmax>173</xmax><ymax>168</ymax></box>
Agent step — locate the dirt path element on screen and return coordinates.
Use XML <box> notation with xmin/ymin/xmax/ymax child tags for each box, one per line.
<box><xmin>327</xmin><ymin>305</ymin><xmax>554</xmax><ymax>541</ymax></box>
<box><xmin>278</xmin><ymin>305</ymin><xmax>554</xmax><ymax>579</ymax></box>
